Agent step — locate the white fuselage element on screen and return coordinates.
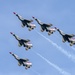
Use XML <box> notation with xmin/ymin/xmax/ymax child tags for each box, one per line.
<box><xmin>69</xmin><ymin>38</ymin><xmax>75</xmax><ymax>42</ymax></box>
<box><xmin>47</xmin><ymin>27</ymin><xmax>56</xmax><ymax>31</ymax></box>
<box><xmin>25</xmin><ymin>43</ymin><xmax>33</xmax><ymax>47</ymax></box>
<box><xmin>24</xmin><ymin>62</ymin><xmax>32</xmax><ymax>66</ymax></box>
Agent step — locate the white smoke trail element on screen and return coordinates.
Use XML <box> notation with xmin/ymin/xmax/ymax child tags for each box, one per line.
<box><xmin>35</xmin><ymin>30</ymin><xmax>75</xmax><ymax>62</ymax></box>
<box><xmin>32</xmin><ymin>50</ymin><xmax>71</xmax><ymax>75</ymax></box>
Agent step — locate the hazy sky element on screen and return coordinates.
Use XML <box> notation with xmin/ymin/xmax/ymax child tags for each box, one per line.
<box><xmin>0</xmin><ymin>0</ymin><xmax>75</xmax><ymax>75</ymax></box>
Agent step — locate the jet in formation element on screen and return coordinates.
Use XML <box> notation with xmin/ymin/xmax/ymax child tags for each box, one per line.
<box><xmin>32</xmin><ymin>16</ymin><xmax>56</xmax><ymax>35</ymax></box>
<box><xmin>9</xmin><ymin>52</ymin><xmax>32</xmax><ymax>69</ymax></box>
<box><xmin>10</xmin><ymin>32</ymin><xmax>33</xmax><ymax>50</ymax></box>
<box><xmin>13</xmin><ymin>12</ymin><xmax>36</xmax><ymax>31</ymax></box>
<box><xmin>55</xmin><ymin>27</ymin><xmax>75</xmax><ymax>46</ymax></box>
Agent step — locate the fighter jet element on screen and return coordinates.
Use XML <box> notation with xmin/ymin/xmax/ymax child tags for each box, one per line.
<box><xmin>32</xmin><ymin>16</ymin><xmax>56</xmax><ymax>35</ymax></box>
<box><xmin>10</xmin><ymin>32</ymin><xmax>33</xmax><ymax>50</ymax></box>
<box><xmin>55</xmin><ymin>27</ymin><xmax>75</xmax><ymax>43</ymax></box>
<box><xmin>9</xmin><ymin>52</ymin><xmax>32</xmax><ymax>69</ymax></box>
<box><xmin>13</xmin><ymin>12</ymin><xmax>36</xmax><ymax>31</ymax></box>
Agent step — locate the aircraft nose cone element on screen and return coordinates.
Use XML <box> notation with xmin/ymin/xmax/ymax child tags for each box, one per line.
<box><xmin>13</xmin><ymin>12</ymin><xmax>16</xmax><ymax>14</ymax></box>
<box><xmin>32</xmin><ymin>16</ymin><xmax>35</xmax><ymax>19</ymax></box>
<box><xmin>9</xmin><ymin>52</ymin><xmax>12</xmax><ymax>54</ymax></box>
<box><xmin>10</xmin><ymin>32</ymin><xmax>13</xmax><ymax>34</ymax></box>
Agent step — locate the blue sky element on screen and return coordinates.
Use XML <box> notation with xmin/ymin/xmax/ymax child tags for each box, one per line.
<box><xmin>0</xmin><ymin>0</ymin><xmax>75</xmax><ymax>75</ymax></box>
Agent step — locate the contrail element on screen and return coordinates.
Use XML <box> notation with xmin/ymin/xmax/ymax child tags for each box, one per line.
<box><xmin>35</xmin><ymin>30</ymin><xmax>75</xmax><ymax>62</ymax></box>
<box><xmin>32</xmin><ymin>50</ymin><xmax>71</xmax><ymax>75</ymax></box>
